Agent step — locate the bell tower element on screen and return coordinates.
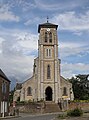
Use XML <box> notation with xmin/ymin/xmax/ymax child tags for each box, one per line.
<box><xmin>37</xmin><ymin>20</ymin><xmax>61</xmax><ymax>103</ymax></box>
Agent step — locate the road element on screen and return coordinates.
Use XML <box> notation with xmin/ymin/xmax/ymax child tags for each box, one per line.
<box><xmin>5</xmin><ymin>113</ymin><xmax>57</xmax><ymax>120</ymax></box>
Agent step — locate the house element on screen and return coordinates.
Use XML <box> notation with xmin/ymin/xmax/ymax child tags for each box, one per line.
<box><xmin>0</xmin><ymin>69</ymin><xmax>10</xmax><ymax>117</ymax></box>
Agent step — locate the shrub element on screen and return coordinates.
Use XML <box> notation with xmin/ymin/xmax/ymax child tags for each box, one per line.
<box><xmin>57</xmin><ymin>114</ymin><xmax>66</xmax><ymax>119</ymax></box>
<box><xmin>67</xmin><ymin>108</ymin><xmax>83</xmax><ymax>117</ymax></box>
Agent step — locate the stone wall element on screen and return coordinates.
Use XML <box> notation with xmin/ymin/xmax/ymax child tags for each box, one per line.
<box><xmin>10</xmin><ymin>102</ymin><xmax>42</xmax><ymax>114</ymax></box>
<box><xmin>9</xmin><ymin>102</ymin><xmax>89</xmax><ymax>114</ymax></box>
<box><xmin>69</xmin><ymin>102</ymin><xmax>89</xmax><ymax>111</ymax></box>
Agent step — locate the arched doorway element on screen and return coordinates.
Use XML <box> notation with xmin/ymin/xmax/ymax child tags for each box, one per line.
<box><xmin>45</xmin><ymin>86</ymin><xmax>52</xmax><ymax>101</ymax></box>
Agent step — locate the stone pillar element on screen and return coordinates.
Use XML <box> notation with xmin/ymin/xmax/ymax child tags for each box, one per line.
<box><xmin>37</xmin><ymin>56</ymin><xmax>41</xmax><ymax>101</ymax></box>
<box><xmin>53</xmin><ymin>86</ymin><xmax>54</xmax><ymax>101</ymax></box>
<box><xmin>54</xmin><ymin>45</ymin><xmax>57</xmax><ymax>59</ymax></box>
<box><xmin>40</xmin><ymin>45</ymin><xmax>43</xmax><ymax>59</ymax></box>
<box><xmin>54</xmin><ymin>60</ymin><xmax>58</xmax><ymax>103</ymax></box>
<box><xmin>38</xmin><ymin>45</ymin><xmax>44</xmax><ymax>101</ymax></box>
<box><xmin>55</xmin><ymin>60</ymin><xmax>57</xmax><ymax>82</ymax></box>
<box><xmin>55</xmin><ymin>83</ymin><xmax>58</xmax><ymax>103</ymax></box>
<box><xmin>58</xmin><ymin>60</ymin><xmax>61</xmax><ymax>100</ymax></box>
<box><xmin>41</xmin><ymin>60</ymin><xmax>44</xmax><ymax>99</ymax></box>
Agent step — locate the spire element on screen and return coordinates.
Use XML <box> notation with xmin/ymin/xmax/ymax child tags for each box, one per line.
<box><xmin>47</xmin><ymin>16</ymin><xmax>49</xmax><ymax>23</ymax></box>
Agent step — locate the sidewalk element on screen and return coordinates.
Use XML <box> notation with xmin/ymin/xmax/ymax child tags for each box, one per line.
<box><xmin>0</xmin><ymin>115</ymin><xmax>20</xmax><ymax>119</ymax></box>
<box><xmin>0</xmin><ymin>112</ymin><xmax>63</xmax><ymax>119</ymax></box>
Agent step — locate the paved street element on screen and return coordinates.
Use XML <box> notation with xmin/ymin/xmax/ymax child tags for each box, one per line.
<box><xmin>5</xmin><ymin>114</ymin><xmax>57</xmax><ymax>120</ymax></box>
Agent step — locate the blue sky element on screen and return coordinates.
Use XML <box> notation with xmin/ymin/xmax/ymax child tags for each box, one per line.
<box><xmin>0</xmin><ymin>0</ymin><xmax>89</xmax><ymax>88</ymax></box>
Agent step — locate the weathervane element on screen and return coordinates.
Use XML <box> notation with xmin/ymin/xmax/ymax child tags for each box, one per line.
<box><xmin>47</xmin><ymin>16</ymin><xmax>49</xmax><ymax>23</ymax></box>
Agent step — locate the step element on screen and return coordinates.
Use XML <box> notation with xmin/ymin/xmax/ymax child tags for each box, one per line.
<box><xmin>43</xmin><ymin>102</ymin><xmax>61</xmax><ymax>113</ymax></box>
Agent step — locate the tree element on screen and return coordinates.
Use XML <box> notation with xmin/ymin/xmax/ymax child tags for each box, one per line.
<box><xmin>68</xmin><ymin>74</ymin><xmax>89</xmax><ymax>100</ymax></box>
<box><xmin>9</xmin><ymin>88</ymin><xmax>15</xmax><ymax>104</ymax></box>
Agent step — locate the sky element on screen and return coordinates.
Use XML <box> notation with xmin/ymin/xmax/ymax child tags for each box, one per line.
<box><xmin>0</xmin><ymin>0</ymin><xmax>89</xmax><ymax>89</ymax></box>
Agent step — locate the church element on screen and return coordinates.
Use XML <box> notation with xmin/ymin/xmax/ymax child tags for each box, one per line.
<box><xmin>14</xmin><ymin>20</ymin><xmax>74</xmax><ymax>103</ymax></box>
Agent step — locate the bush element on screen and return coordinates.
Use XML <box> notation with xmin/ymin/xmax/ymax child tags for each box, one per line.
<box><xmin>67</xmin><ymin>108</ymin><xmax>83</xmax><ymax>117</ymax></box>
<box><xmin>57</xmin><ymin>114</ymin><xmax>66</xmax><ymax>119</ymax></box>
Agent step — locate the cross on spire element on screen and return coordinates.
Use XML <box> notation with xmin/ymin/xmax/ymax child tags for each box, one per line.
<box><xmin>47</xmin><ymin>16</ymin><xmax>49</xmax><ymax>23</ymax></box>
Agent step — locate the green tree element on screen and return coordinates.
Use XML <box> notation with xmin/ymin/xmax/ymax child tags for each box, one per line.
<box><xmin>9</xmin><ymin>88</ymin><xmax>15</xmax><ymax>104</ymax></box>
<box><xmin>69</xmin><ymin>74</ymin><xmax>89</xmax><ymax>100</ymax></box>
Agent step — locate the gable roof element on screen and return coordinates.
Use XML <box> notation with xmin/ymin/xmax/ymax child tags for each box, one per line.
<box><xmin>38</xmin><ymin>22</ymin><xmax>58</xmax><ymax>33</ymax></box>
<box><xmin>0</xmin><ymin>69</ymin><xmax>10</xmax><ymax>82</ymax></box>
<box><xmin>60</xmin><ymin>76</ymin><xmax>71</xmax><ymax>85</ymax></box>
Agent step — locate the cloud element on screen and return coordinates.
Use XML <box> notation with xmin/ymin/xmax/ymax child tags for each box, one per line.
<box><xmin>59</xmin><ymin>41</ymin><xmax>89</xmax><ymax>58</ymax></box>
<box><xmin>3</xmin><ymin>0</ymin><xmax>36</xmax><ymax>12</ymax></box>
<box><xmin>0</xmin><ymin>37</ymin><xmax>5</xmax><ymax>46</ymax></box>
<box><xmin>24</xmin><ymin>17</ymin><xmax>40</xmax><ymax>25</ymax></box>
<box><xmin>61</xmin><ymin>62</ymin><xmax>89</xmax><ymax>78</ymax></box>
<box><xmin>0</xmin><ymin>37</ymin><xmax>5</xmax><ymax>54</ymax></box>
<box><xmin>0</xmin><ymin>28</ymin><xmax>38</xmax><ymax>82</ymax></box>
<box><xmin>20</xmin><ymin>1</ymin><xmax>36</xmax><ymax>12</ymax></box>
<box><xmin>51</xmin><ymin>11</ymin><xmax>89</xmax><ymax>32</ymax></box>
<box><xmin>0</xmin><ymin>53</ymin><xmax>34</xmax><ymax>81</ymax></box>
<box><xmin>60</xmin><ymin>42</ymin><xmax>84</xmax><ymax>49</ymax></box>
<box><xmin>34</xmin><ymin>0</ymin><xmax>88</xmax><ymax>11</ymax></box>
<box><xmin>0</xmin><ymin>3</ymin><xmax>19</xmax><ymax>22</ymax></box>
<box><xmin>24</xmin><ymin>16</ymin><xmax>47</xmax><ymax>26</ymax></box>
<box><xmin>2</xmin><ymin>31</ymin><xmax>37</xmax><ymax>54</ymax></box>
<box><xmin>14</xmin><ymin>32</ymin><xmax>38</xmax><ymax>53</ymax></box>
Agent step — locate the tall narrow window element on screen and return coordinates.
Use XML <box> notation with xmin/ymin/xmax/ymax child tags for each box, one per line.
<box><xmin>2</xmin><ymin>82</ymin><xmax>4</xmax><ymax>93</ymax></box>
<box><xmin>45</xmin><ymin>32</ymin><xmax>47</xmax><ymax>42</ymax></box>
<box><xmin>47</xmin><ymin>65</ymin><xmax>51</xmax><ymax>79</ymax></box>
<box><xmin>49</xmin><ymin>49</ymin><xmax>51</xmax><ymax>56</ymax></box>
<box><xmin>46</xmin><ymin>49</ymin><xmax>48</xmax><ymax>56</ymax></box>
<box><xmin>46</xmin><ymin>49</ymin><xmax>51</xmax><ymax>57</ymax></box>
<box><xmin>27</xmin><ymin>87</ymin><xmax>32</xmax><ymax>96</ymax></box>
<box><xmin>2</xmin><ymin>82</ymin><xmax>6</xmax><ymax>93</ymax></box>
<box><xmin>63</xmin><ymin>87</ymin><xmax>67</xmax><ymax>96</ymax></box>
<box><xmin>49</xmin><ymin>32</ymin><xmax>52</xmax><ymax>43</ymax></box>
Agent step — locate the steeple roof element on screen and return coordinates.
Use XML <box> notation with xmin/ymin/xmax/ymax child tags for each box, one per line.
<box><xmin>38</xmin><ymin>22</ymin><xmax>58</xmax><ymax>33</ymax></box>
<box><xmin>0</xmin><ymin>69</ymin><xmax>10</xmax><ymax>82</ymax></box>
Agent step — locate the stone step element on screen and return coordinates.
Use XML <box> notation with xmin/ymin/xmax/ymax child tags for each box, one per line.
<box><xmin>43</xmin><ymin>102</ymin><xmax>60</xmax><ymax>113</ymax></box>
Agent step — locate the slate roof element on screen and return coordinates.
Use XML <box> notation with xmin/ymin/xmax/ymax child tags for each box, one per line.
<box><xmin>38</xmin><ymin>22</ymin><xmax>58</xmax><ymax>33</ymax></box>
<box><xmin>0</xmin><ymin>69</ymin><xmax>10</xmax><ymax>82</ymax></box>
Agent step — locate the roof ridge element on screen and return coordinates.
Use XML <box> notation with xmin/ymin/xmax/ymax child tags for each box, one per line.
<box><xmin>0</xmin><ymin>69</ymin><xmax>10</xmax><ymax>82</ymax></box>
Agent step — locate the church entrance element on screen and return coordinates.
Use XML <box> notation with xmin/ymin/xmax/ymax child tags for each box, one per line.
<box><xmin>45</xmin><ymin>86</ymin><xmax>52</xmax><ymax>101</ymax></box>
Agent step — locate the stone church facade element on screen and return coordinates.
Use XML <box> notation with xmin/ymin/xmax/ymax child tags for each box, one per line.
<box><xmin>14</xmin><ymin>21</ymin><xmax>74</xmax><ymax>103</ymax></box>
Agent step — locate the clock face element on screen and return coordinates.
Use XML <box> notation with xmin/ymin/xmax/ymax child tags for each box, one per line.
<box><xmin>47</xmin><ymin>28</ymin><xmax>50</xmax><ymax>31</ymax></box>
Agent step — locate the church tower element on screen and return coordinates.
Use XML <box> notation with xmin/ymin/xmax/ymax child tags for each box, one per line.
<box><xmin>18</xmin><ymin>20</ymin><xmax>74</xmax><ymax>103</ymax></box>
<box><xmin>37</xmin><ymin>20</ymin><xmax>61</xmax><ymax>103</ymax></box>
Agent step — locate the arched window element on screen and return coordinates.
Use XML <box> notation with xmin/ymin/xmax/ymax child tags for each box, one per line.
<box><xmin>27</xmin><ymin>87</ymin><xmax>32</xmax><ymax>96</ymax></box>
<box><xmin>63</xmin><ymin>87</ymin><xmax>67</xmax><ymax>96</ymax></box>
<box><xmin>47</xmin><ymin>65</ymin><xmax>51</xmax><ymax>79</ymax></box>
<box><xmin>45</xmin><ymin>32</ymin><xmax>47</xmax><ymax>42</ymax></box>
<box><xmin>49</xmin><ymin>32</ymin><xmax>52</xmax><ymax>43</ymax></box>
